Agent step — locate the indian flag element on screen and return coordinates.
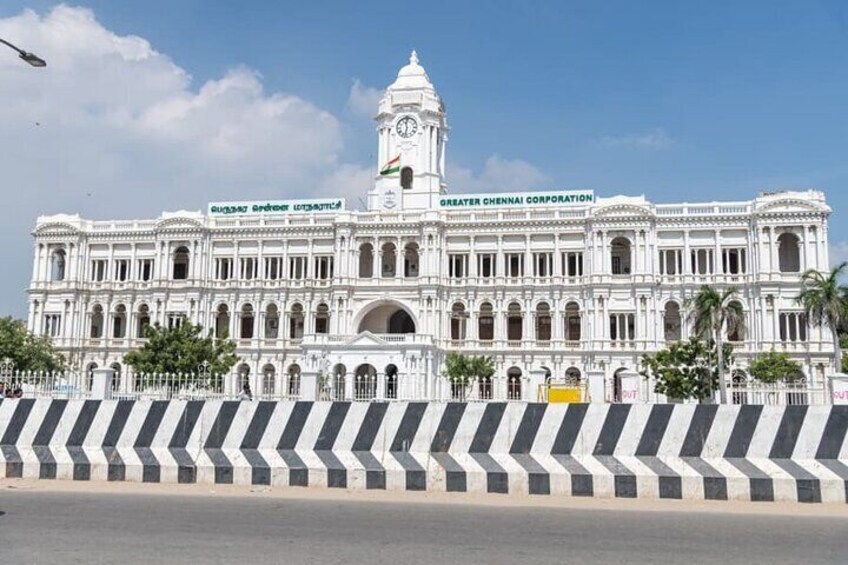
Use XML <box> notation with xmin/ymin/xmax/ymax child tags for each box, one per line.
<box><xmin>380</xmin><ymin>155</ymin><xmax>401</xmax><ymax>175</ymax></box>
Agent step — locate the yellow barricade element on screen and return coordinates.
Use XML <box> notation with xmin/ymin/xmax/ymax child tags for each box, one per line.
<box><xmin>538</xmin><ymin>384</ymin><xmax>584</xmax><ymax>403</ymax></box>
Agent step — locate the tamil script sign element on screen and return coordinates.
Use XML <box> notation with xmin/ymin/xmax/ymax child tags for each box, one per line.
<box><xmin>439</xmin><ymin>190</ymin><xmax>594</xmax><ymax>210</ymax></box>
<box><xmin>208</xmin><ymin>198</ymin><xmax>345</xmax><ymax>216</ymax></box>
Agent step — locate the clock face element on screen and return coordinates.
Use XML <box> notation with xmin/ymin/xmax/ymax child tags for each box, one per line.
<box><xmin>396</xmin><ymin>116</ymin><xmax>418</xmax><ymax>138</ymax></box>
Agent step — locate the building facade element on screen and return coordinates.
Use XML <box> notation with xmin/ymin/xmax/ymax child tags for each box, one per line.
<box><xmin>27</xmin><ymin>52</ymin><xmax>834</xmax><ymax>401</ymax></box>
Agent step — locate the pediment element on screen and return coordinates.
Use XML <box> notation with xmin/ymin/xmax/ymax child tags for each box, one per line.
<box><xmin>344</xmin><ymin>331</ymin><xmax>388</xmax><ymax>347</ymax></box>
<box><xmin>34</xmin><ymin>221</ymin><xmax>81</xmax><ymax>235</ymax></box>
<box><xmin>755</xmin><ymin>198</ymin><xmax>825</xmax><ymax>215</ymax></box>
<box><xmin>155</xmin><ymin>215</ymin><xmax>205</xmax><ymax>231</ymax></box>
<box><xmin>591</xmin><ymin>203</ymin><xmax>654</xmax><ymax>219</ymax></box>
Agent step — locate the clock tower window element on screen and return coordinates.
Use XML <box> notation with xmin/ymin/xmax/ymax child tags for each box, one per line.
<box><xmin>400</xmin><ymin>167</ymin><xmax>413</xmax><ymax>189</ymax></box>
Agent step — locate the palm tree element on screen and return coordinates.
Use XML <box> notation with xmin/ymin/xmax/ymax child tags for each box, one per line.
<box><xmin>797</xmin><ymin>262</ymin><xmax>847</xmax><ymax>374</ymax></box>
<box><xmin>686</xmin><ymin>285</ymin><xmax>745</xmax><ymax>404</ymax></box>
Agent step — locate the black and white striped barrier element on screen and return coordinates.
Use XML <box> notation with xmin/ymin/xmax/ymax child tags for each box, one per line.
<box><xmin>1</xmin><ymin>399</ymin><xmax>846</xmax><ymax>503</ymax></box>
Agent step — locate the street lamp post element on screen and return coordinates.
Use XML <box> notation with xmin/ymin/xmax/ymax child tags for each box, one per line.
<box><xmin>0</xmin><ymin>37</ymin><xmax>46</xmax><ymax>67</ymax></box>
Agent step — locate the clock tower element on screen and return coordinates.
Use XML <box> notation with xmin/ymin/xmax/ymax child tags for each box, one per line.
<box><xmin>368</xmin><ymin>51</ymin><xmax>449</xmax><ymax>212</ymax></box>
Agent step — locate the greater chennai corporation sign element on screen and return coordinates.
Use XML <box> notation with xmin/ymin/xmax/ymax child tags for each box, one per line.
<box><xmin>438</xmin><ymin>190</ymin><xmax>594</xmax><ymax>209</ymax></box>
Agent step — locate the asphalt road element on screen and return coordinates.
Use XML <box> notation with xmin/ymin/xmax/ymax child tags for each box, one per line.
<box><xmin>0</xmin><ymin>488</ymin><xmax>845</xmax><ymax>565</ymax></box>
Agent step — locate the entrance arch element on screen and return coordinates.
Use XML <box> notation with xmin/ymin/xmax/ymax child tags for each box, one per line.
<box><xmin>355</xmin><ymin>300</ymin><xmax>418</xmax><ymax>334</ymax></box>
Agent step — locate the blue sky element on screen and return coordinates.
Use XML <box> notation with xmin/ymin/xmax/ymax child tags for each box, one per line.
<box><xmin>0</xmin><ymin>1</ymin><xmax>846</xmax><ymax>316</ymax></box>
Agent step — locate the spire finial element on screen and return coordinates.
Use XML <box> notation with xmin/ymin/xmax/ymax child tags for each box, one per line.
<box><xmin>410</xmin><ymin>50</ymin><xmax>419</xmax><ymax>65</ymax></box>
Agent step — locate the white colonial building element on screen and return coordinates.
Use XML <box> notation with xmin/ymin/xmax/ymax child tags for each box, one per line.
<box><xmin>27</xmin><ymin>52</ymin><xmax>834</xmax><ymax>402</ymax></box>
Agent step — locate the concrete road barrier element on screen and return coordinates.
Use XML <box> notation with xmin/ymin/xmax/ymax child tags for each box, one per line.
<box><xmin>1</xmin><ymin>399</ymin><xmax>846</xmax><ymax>503</ymax></box>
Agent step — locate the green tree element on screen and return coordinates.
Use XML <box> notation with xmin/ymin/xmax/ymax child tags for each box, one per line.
<box><xmin>0</xmin><ymin>316</ymin><xmax>65</xmax><ymax>373</ymax></box>
<box><xmin>123</xmin><ymin>323</ymin><xmax>238</xmax><ymax>387</ymax></box>
<box><xmin>747</xmin><ymin>351</ymin><xmax>802</xmax><ymax>384</ymax></box>
<box><xmin>442</xmin><ymin>352</ymin><xmax>494</xmax><ymax>399</ymax></box>
<box><xmin>640</xmin><ymin>337</ymin><xmax>734</xmax><ymax>402</ymax></box>
<box><xmin>687</xmin><ymin>285</ymin><xmax>745</xmax><ymax>403</ymax></box>
<box><xmin>468</xmin><ymin>355</ymin><xmax>495</xmax><ymax>382</ymax></box>
<box><xmin>797</xmin><ymin>262</ymin><xmax>847</xmax><ymax>373</ymax></box>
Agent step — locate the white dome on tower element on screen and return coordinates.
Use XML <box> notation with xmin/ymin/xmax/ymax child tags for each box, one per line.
<box><xmin>388</xmin><ymin>50</ymin><xmax>435</xmax><ymax>91</ymax></box>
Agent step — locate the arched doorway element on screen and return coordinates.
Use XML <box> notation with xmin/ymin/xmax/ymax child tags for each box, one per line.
<box><xmin>613</xmin><ymin>367</ymin><xmax>628</xmax><ymax>403</ymax></box>
<box><xmin>354</xmin><ymin>364</ymin><xmax>377</xmax><ymax>400</ymax></box>
<box><xmin>287</xmin><ymin>364</ymin><xmax>301</xmax><ymax>397</ymax></box>
<box><xmin>109</xmin><ymin>362</ymin><xmax>121</xmax><ymax>392</ymax></box>
<box><xmin>332</xmin><ymin>363</ymin><xmax>346</xmax><ymax>401</ymax></box>
<box><xmin>731</xmin><ymin>370</ymin><xmax>748</xmax><ymax>405</ymax></box>
<box><xmin>385</xmin><ymin>364</ymin><xmax>398</xmax><ymax>400</ymax></box>
<box><xmin>507</xmin><ymin>367</ymin><xmax>522</xmax><ymax>400</ymax></box>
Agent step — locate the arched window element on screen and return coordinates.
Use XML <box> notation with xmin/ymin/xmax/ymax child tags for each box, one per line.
<box><xmin>478</xmin><ymin>375</ymin><xmax>493</xmax><ymax>400</ymax></box>
<box><xmin>315</xmin><ymin>303</ymin><xmax>330</xmax><ymax>334</ymax></box>
<box><xmin>727</xmin><ymin>300</ymin><xmax>745</xmax><ymax>342</ymax></box>
<box><xmin>535</xmin><ymin>302</ymin><xmax>551</xmax><ymax>342</ymax></box>
<box><xmin>777</xmin><ymin>233</ymin><xmax>801</xmax><ymax>273</ymax></box>
<box><xmin>262</xmin><ymin>364</ymin><xmax>276</xmax><ymax>397</ymax></box>
<box><xmin>731</xmin><ymin>370</ymin><xmax>748</xmax><ymax>405</ymax></box>
<box><xmin>610</xmin><ymin>237</ymin><xmax>631</xmax><ymax>275</ymax></box>
<box><xmin>450</xmin><ymin>302</ymin><xmax>467</xmax><ymax>341</ymax></box>
<box><xmin>359</xmin><ymin>243</ymin><xmax>374</xmax><ymax>279</ymax></box>
<box><xmin>50</xmin><ymin>249</ymin><xmax>66</xmax><ymax>282</ymax></box>
<box><xmin>215</xmin><ymin>304</ymin><xmax>230</xmax><ymax>339</ymax></box>
<box><xmin>136</xmin><ymin>304</ymin><xmax>151</xmax><ymax>338</ymax></box>
<box><xmin>663</xmin><ymin>301</ymin><xmax>681</xmax><ymax>342</ymax></box>
<box><xmin>90</xmin><ymin>305</ymin><xmax>104</xmax><ymax>339</ymax></box>
<box><xmin>779</xmin><ymin>312</ymin><xmax>808</xmax><ymax>342</ymax></box>
<box><xmin>507</xmin><ymin>301</ymin><xmax>523</xmax><ymax>342</ymax></box>
<box><xmin>404</xmin><ymin>242</ymin><xmax>419</xmax><ymax>277</ymax></box>
<box><xmin>478</xmin><ymin>302</ymin><xmax>494</xmax><ymax>341</ymax></box>
<box><xmin>381</xmin><ymin>243</ymin><xmax>396</xmax><ymax>278</ymax></box>
<box><xmin>172</xmin><ymin>246</ymin><xmax>190</xmax><ymax>280</ymax></box>
<box><xmin>400</xmin><ymin>166</ymin><xmax>413</xmax><ymax>189</ymax></box>
<box><xmin>355</xmin><ymin>364</ymin><xmax>377</xmax><ymax>400</ymax></box>
<box><xmin>385</xmin><ymin>364</ymin><xmax>398</xmax><ymax>400</ymax></box>
<box><xmin>332</xmin><ymin>364</ymin><xmax>346</xmax><ymax>401</ymax></box>
<box><xmin>565</xmin><ymin>302</ymin><xmax>581</xmax><ymax>341</ymax></box>
<box><xmin>264</xmin><ymin>304</ymin><xmax>279</xmax><ymax>339</ymax></box>
<box><xmin>109</xmin><ymin>362</ymin><xmax>121</xmax><ymax>392</ymax></box>
<box><xmin>240</xmin><ymin>304</ymin><xmax>254</xmax><ymax>339</ymax></box>
<box><xmin>85</xmin><ymin>362</ymin><xmax>98</xmax><ymax>391</ymax></box>
<box><xmin>289</xmin><ymin>304</ymin><xmax>304</xmax><ymax>340</ymax></box>
<box><xmin>237</xmin><ymin>363</ymin><xmax>251</xmax><ymax>393</ymax></box>
<box><xmin>112</xmin><ymin>305</ymin><xmax>127</xmax><ymax>339</ymax></box>
<box><xmin>288</xmin><ymin>364</ymin><xmax>301</xmax><ymax>397</ymax></box>
<box><xmin>507</xmin><ymin>367</ymin><xmax>522</xmax><ymax>400</ymax></box>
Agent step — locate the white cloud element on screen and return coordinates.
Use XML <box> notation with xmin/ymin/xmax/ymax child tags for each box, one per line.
<box><xmin>0</xmin><ymin>5</ymin><xmax>545</xmax><ymax>317</ymax></box>
<box><xmin>346</xmin><ymin>78</ymin><xmax>382</xmax><ymax>118</ymax></box>
<box><xmin>599</xmin><ymin>128</ymin><xmax>674</xmax><ymax>149</ymax></box>
<box><xmin>830</xmin><ymin>242</ymin><xmax>848</xmax><ymax>268</ymax></box>
<box><xmin>448</xmin><ymin>155</ymin><xmax>549</xmax><ymax>193</ymax></box>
